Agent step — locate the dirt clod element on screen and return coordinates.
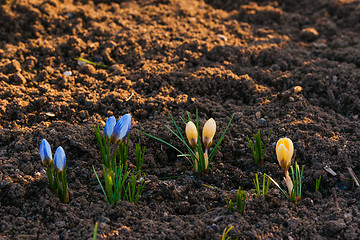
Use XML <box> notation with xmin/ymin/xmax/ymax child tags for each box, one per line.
<box><xmin>0</xmin><ymin>0</ymin><xmax>360</xmax><ymax>239</ymax></box>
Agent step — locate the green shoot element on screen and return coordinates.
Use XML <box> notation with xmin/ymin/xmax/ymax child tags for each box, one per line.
<box><xmin>75</xmin><ymin>57</ymin><xmax>108</xmax><ymax>68</ymax></box>
<box><xmin>50</xmin><ymin>161</ymin><xmax>69</xmax><ymax>203</ymax></box>
<box><xmin>94</xmin><ymin>123</ymin><xmax>111</xmax><ymax>168</ymax></box>
<box><xmin>246</xmin><ymin>129</ymin><xmax>272</xmax><ymax>166</ymax></box>
<box><xmin>93</xmin><ymin>161</ymin><xmax>145</xmax><ymax>205</ymax></box>
<box><xmin>93</xmin><ymin>222</ymin><xmax>98</xmax><ymax>240</ymax></box>
<box><xmin>94</xmin><ymin>118</ymin><xmax>146</xmax><ymax>205</ymax></box>
<box><xmin>45</xmin><ymin>164</ymin><xmax>56</xmax><ymax>193</ymax></box>
<box><xmin>222</xmin><ymin>226</ymin><xmax>233</xmax><ymax>240</ymax></box>
<box><xmin>236</xmin><ymin>187</ymin><xmax>246</xmax><ymax>216</ymax></box>
<box><xmin>290</xmin><ymin>162</ymin><xmax>304</xmax><ymax>203</ymax></box>
<box><xmin>126</xmin><ymin>174</ymin><xmax>146</xmax><ymax>204</ymax></box>
<box><xmin>226</xmin><ymin>199</ymin><xmax>234</xmax><ymax>212</ymax></box>
<box><xmin>59</xmin><ymin>167</ymin><xmax>69</xmax><ymax>203</ymax></box>
<box><xmin>253</xmin><ymin>173</ymin><xmax>271</xmax><ymax>197</ymax></box>
<box><xmin>315</xmin><ymin>176</ymin><xmax>321</xmax><ymax>192</ymax></box>
<box><xmin>141</xmin><ymin>110</ymin><xmax>233</xmax><ymax>173</ymax></box>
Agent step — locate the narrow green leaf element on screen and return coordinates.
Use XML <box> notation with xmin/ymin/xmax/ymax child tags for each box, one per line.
<box><xmin>265</xmin><ymin>175</ymin><xmax>270</xmax><ymax>196</ymax></box>
<box><xmin>265</xmin><ymin>174</ymin><xmax>289</xmax><ymax>200</ymax></box>
<box><xmin>75</xmin><ymin>57</ymin><xmax>109</xmax><ymax>68</ymax></box>
<box><xmin>209</xmin><ymin>114</ymin><xmax>234</xmax><ymax>162</ymax></box>
<box><xmin>140</xmin><ymin>131</ymin><xmax>185</xmax><ymax>156</ymax></box>
<box><xmin>254</xmin><ymin>174</ymin><xmax>260</xmax><ymax>196</ymax></box>
<box><xmin>92</xmin><ymin>165</ymin><xmax>109</xmax><ymax>203</ymax></box>
<box><xmin>93</xmin><ymin>222</ymin><xmax>98</xmax><ymax>240</ymax></box>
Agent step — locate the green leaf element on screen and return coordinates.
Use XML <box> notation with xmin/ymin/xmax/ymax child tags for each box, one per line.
<box><xmin>92</xmin><ymin>165</ymin><xmax>109</xmax><ymax>203</ymax></box>
<box><xmin>209</xmin><ymin>114</ymin><xmax>234</xmax><ymax>162</ymax></box>
<box><xmin>93</xmin><ymin>222</ymin><xmax>98</xmax><ymax>240</ymax></box>
<box><xmin>75</xmin><ymin>57</ymin><xmax>108</xmax><ymax>68</ymax></box>
<box><xmin>265</xmin><ymin>174</ymin><xmax>289</xmax><ymax>200</ymax></box>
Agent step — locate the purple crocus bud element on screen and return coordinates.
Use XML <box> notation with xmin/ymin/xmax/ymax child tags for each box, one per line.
<box><xmin>54</xmin><ymin>146</ymin><xmax>66</xmax><ymax>172</ymax></box>
<box><xmin>110</xmin><ymin>113</ymin><xmax>132</xmax><ymax>143</ymax></box>
<box><xmin>104</xmin><ymin>116</ymin><xmax>116</xmax><ymax>138</ymax></box>
<box><xmin>39</xmin><ymin>139</ymin><xmax>52</xmax><ymax>166</ymax></box>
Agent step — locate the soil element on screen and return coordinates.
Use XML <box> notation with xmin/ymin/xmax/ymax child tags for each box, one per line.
<box><xmin>1</xmin><ymin>0</ymin><xmax>360</xmax><ymax>239</ymax></box>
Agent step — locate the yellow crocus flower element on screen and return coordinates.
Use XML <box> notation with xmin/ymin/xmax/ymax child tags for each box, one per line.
<box><xmin>202</xmin><ymin>118</ymin><xmax>216</xmax><ymax>149</ymax></box>
<box><xmin>276</xmin><ymin>137</ymin><xmax>294</xmax><ymax>171</ymax></box>
<box><xmin>185</xmin><ymin>121</ymin><xmax>198</xmax><ymax>148</ymax></box>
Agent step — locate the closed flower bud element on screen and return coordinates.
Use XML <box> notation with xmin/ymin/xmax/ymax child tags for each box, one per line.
<box><xmin>202</xmin><ymin>118</ymin><xmax>216</xmax><ymax>149</ymax></box>
<box><xmin>276</xmin><ymin>137</ymin><xmax>294</xmax><ymax>171</ymax></box>
<box><xmin>39</xmin><ymin>139</ymin><xmax>52</xmax><ymax>166</ymax></box>
<box><xmin>104</xmin><ymin>116</ymin><xmax>116</xmax><ymax>138</ymax></box>
<box><xmin>54</xmin><ymin>146</ymin><xmax>66</xmax><ymax>172</ymax></box>
<box><xmin>185</xmin><ymin>121</ymin><xmax>198</xmax><ymax>148</ymax></box>
<box><xmin>111</xmin><ymin>114</ymin><xmax>132</xmax><ymax>143</ymax></box>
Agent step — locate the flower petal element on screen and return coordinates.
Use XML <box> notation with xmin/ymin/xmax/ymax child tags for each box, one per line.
<box><xmin>39</xmin><ymin>139</ymin><xmax>52</xmax><ymax>165</ymax></box>
<box><xmin>276</xmin><ymin>144</ymin><xmax>284</xmax><ymax>163</ymax></box>
<box><xmin>276</xmin><ymin>137</ymin><xmax>294</xmax><ymax>171</ymax></box>
<box><xmin>104</xmin><ymin>116</ymin><xmax>116</xmax><ymax>138</ymax></box>
<box><xmin>111</xmin><ymin>114</ymin><xmax>132</xmax><ymax>143</ymax></box>
<box><xmin>202</xmin><ymin>118</ymin><xmax>216</xmax><ymax>148</ymax></box>
<box><xmin>54</xmin><ymin>146</ymin><xmax>66</xmax><ymax>172</ymax></box>
<box><xmin>185</xmin><ymin>121</ymin><xmax>198</xmax><ymax>148</ymax></box>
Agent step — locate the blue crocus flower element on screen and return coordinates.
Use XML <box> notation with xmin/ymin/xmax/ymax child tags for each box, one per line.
<box><xmin>39</xmin><ymin>139</ymin><xmax>52</xmax><ymax>166</ymax></box>
<box><xmin>104</xmin><ymin>116</ymin><xmax>116</xmax><ymax>138</ymax></box>
<box><xmin>54</xmin><ymin>146</ymin><xmax>66</xmax><ymax>172</ymax></box>
<box><xmin>111</xmin><ymin>113</ymin><xmax>132</xmax><ymax>143</ymax></box>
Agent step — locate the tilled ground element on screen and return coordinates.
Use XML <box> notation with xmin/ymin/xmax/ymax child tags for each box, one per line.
<box><xmin>0</xmin><ymin>0</ymin><xmax>360</xmax><ymax>239</ymax></box>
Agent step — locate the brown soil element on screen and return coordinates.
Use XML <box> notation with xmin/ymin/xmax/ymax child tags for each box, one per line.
<box><xmin>1</xmin><ymin>0</ymin><xmax>360</xmax><ymax>239</ymax></box>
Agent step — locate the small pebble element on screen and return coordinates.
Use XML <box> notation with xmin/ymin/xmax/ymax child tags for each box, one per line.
<box><xmin>77</xmin><ymin>59</ymin><xmax>87</xmax><ymax>66</ymax></box>
<box><xmin>294</xmin><ymin>86</ymin><xmax>303</xmax><ymax>94</ymax></box>
<box><xmin>217</xmin><ymin>34</ymin><xmax>228</xmax><ymax>41</ymax></box>
<box><xmin>312</xmin><ymin>42</ymin><xmax>327</xmax><ymax>48</ymax></box>
<box><xmin>64</xmin><ymin>71</ymin><xmax>72</xmax><ymax>76</ymax></box>
<box><xmin>255</xmin><ymin>111</ymin><xmax>261</xmax><ymax>119</ymax></box>
<box><xmin>213</xmin><ymin>216</ymin><xmax>224</xmax><ymax>222</ymax></box>
<box><xmin>45</xmin><ymin>112</ymin><xmax>55</xmax><ymax>117</ymax></box>
<box><xmin>333</xmin><ymin>76</ymin><xmax>337</xmax><ymax>83</ymax></box>
<box><xmin>300</xmin><ymin>27</ymin><xmax>319</xmax><ymax>42</ymax></box>
<box><xmin>207</xmin><ymin>224</ymin><xmax>220</xmax><ymax>233</ymax></box>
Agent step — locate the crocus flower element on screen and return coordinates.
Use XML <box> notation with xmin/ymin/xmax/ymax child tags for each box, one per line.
<box><xmin>104</xmin><ymin>116</ymin><xmax>116</xmax><ymax>138</ymax></box>
<box><xmin>111</xmin><ymin>114</ymin><xmax>132</xmax><ymax>143</ymax></box>
<box><xmin>54</xmin><ymin>146</ymin><xmax>66</xmax><ymax>172</ymax></box>
<box><xmin>202</xmin><ymin>118</ymin><xmax>216</xmax><ymax>149</ymax></box>
<box><xmin>39</xmin><ymin>139</ymin><xmax>52</xmax><ymax>166</ymax></box>
<box><xmin>276</xmin><ymin>137</ymin><xmax>294</xmax><ymax>171</ymax></box>
<box><xmin>186</xmin><ymin>121</ymin><xmax>198</xmax><ymax>148</ymax></box>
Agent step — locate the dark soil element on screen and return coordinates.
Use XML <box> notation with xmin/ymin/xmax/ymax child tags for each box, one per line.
<box><xmin>1</xmin><ymin>0</ymin><xmax>360</xmax><ymax>239</ymax></box>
